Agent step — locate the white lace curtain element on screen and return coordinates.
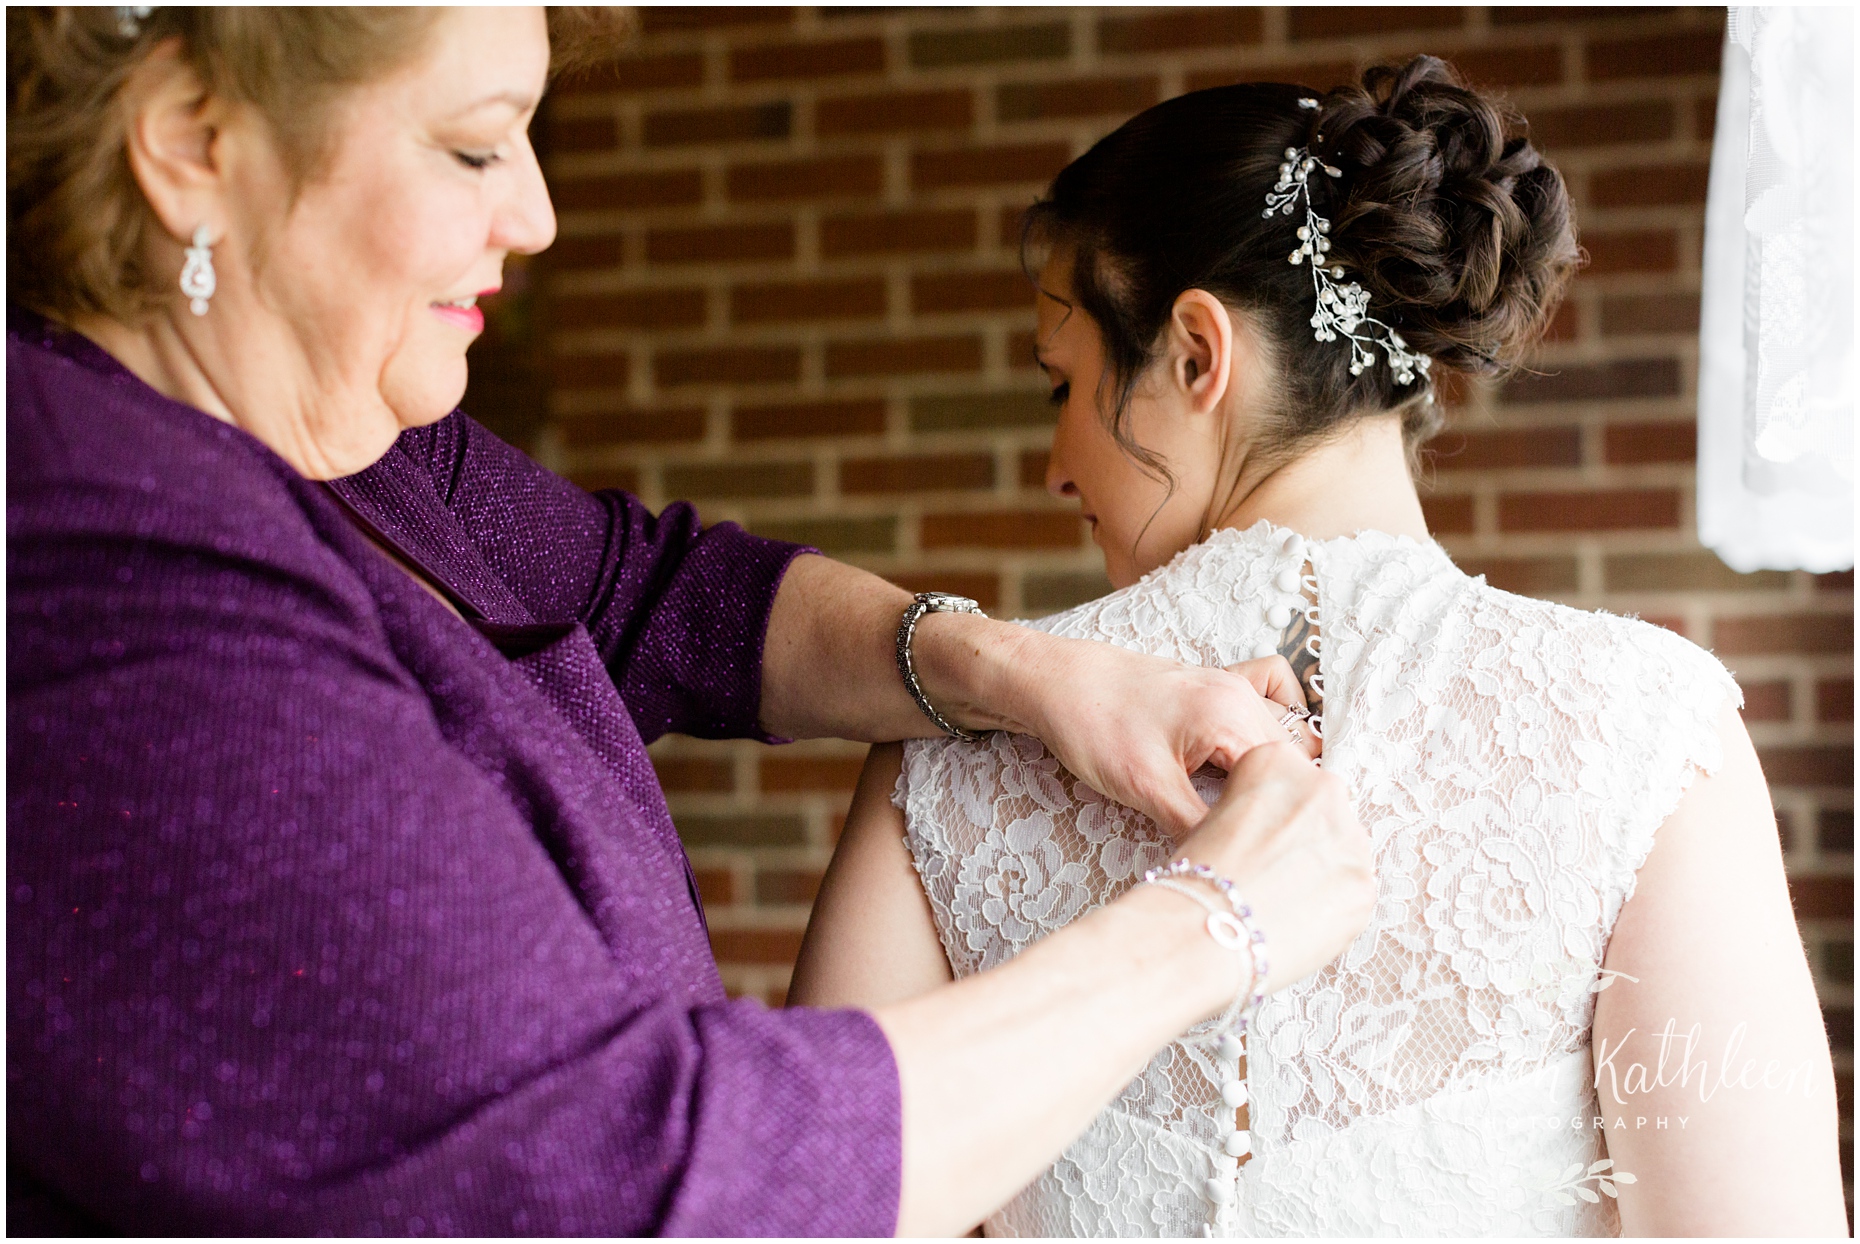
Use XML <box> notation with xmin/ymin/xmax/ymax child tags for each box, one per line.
<box><xmin>1697</xmin><ymin>7</ymin><xmax>1854</xmax><ymax>573</ymax></box>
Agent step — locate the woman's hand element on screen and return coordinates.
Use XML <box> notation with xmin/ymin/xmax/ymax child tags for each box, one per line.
<box><xmin>1225</xmin><ymin>652</ymin><xmax>1322</xmax><ymax>758</ymax></box>
<box><xmin>954</xmin><ymin>626</ymin><xmax>1323</xmax><ymax>836</ymax></box>
<box><xmin>759</xmin><ymin>558</ymin><xmax>1322</xmax><ymax>836</ymax></box>
<box><xmin>865</xmin><ymin>733</ymin><xmax>1372</xmax><ymax>1235</ymax></box>
<box><xmin>1172</xmin><ymin>740</ymin><xmax>1373</xmax><ymax>994</ymax></box>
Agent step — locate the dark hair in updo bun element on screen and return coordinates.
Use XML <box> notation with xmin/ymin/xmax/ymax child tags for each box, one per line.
<box><xmin>1023</xmin><ymin>55</ymin><xmax>1580</xmax><ymax>469</ymax></box>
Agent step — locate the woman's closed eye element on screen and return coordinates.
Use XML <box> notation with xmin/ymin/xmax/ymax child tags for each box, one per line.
<box><xmin>1047</xmin><ymin>381</ymin><xmax>1070</xmax><ymax>408</ymax></box>
<box><xmin>452</xmin><ymin>149</ymin><xmax>502</xmax><ymax>170</ymax></box>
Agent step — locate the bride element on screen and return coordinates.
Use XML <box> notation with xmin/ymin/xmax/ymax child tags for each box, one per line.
<box><xmin>789</xmin><ymin>59</ymin><xmax>1846</xmax><ymax>1236</ymax></box>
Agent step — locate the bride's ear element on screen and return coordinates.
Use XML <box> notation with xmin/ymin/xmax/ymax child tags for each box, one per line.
<box><xmin>1167</xmin><ymin>290</ymin><xmax>1236</xmax><ymax>417</ymax></box>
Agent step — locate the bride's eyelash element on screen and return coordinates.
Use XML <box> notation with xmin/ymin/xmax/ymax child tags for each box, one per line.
<box><xmin>453</xmin><ymin>150</ymin><xmax>502</xmax><ymax>171</ymax></box>
<box><xmin>1047</xmin><ymin>382</ymin><xmax>1070</xmax><ymax>408</ymax></box>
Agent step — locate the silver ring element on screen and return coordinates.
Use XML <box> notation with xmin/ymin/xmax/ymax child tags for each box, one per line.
<box><xmin>1275</xmin><ymin>703</ymin><xmax>1309</xmax><ymax>747</ymax></box>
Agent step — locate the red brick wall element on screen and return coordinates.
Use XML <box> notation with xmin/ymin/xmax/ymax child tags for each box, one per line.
<box><xmin>476</xmin><ymin>4</ymin><xmax>1850</xmax><ymax>1186</ymax></box>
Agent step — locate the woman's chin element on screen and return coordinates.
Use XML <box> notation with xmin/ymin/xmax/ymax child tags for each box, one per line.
<box><xmin>381</xmin><ymin>356</ymin><xmax>471</xmax><ymax>430</ymax></box>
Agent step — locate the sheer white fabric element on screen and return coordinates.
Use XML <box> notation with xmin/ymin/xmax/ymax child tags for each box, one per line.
<box><xmin>895</xmin><ymin>524</ymin><xmax>1741</xmax><ymax>1236</ymax></box>
<box><xmin>1698</xmin><ymin>8</ymin><xmax>1854</xmax><ymax>573</ymax></box>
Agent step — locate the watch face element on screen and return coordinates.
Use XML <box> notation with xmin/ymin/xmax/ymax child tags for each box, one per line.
<box><xmin>921</xmin><ymin>591</ymin><xmax>980</xmax><ymax>611</ymax></box>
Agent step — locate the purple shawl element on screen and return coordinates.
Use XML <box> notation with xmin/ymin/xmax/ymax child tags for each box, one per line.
<box><xmin>6</xmin><ymin>310</ymin><xmax>900</xmax><ymax>1235</ymax></box>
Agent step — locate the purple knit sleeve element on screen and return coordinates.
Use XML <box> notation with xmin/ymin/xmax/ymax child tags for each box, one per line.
<box><xmin>399</xmin><ymin>414</ymin><xmax>814</xmax><ymax>743</ymax></box>
<box><xmin>6</xmin><ymin>467</ymin><xmax>900</xmax><ymax>1235</ymax></box>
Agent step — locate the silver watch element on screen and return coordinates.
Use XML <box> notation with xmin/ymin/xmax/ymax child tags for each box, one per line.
<box><xmin>895</xmin><ymin>592</ymin><xmax>987</xmax><ymax>742</ymax></box>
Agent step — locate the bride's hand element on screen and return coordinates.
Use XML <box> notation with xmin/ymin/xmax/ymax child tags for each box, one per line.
<box><xmin>1175</xmin><ymin>741</ymin><xmax>1374</xmax><ymax>995</ymax></box>
<box><xmin>1005</xmin><ymin>636</ymin><xmax>1323</xmax><ymax>837</ymax></box>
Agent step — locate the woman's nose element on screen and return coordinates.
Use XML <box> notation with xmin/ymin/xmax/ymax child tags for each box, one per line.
<box><xmin>1045</xmin><ymin>453</ymin><xmax>1079</xmax><ymax>501</ymax></box>
<box><xmin>494</xmin><ymin>141</ymin><xmax>558</xmax><ymax>257</ymax></box>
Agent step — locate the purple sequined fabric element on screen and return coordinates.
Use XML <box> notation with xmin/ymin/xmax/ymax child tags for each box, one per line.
<box><xmin>6</xmin><ymin>308</ymin><xmax>901</xmax><ymax>1235</ymax></box>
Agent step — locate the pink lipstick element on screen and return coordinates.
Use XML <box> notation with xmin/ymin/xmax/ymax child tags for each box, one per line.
<box><xmin>430</xmin><ymin>288</ymin><xmax>498</xmax><ymax>334</ymax></box>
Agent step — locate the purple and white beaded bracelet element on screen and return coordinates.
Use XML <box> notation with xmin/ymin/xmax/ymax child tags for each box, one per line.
<box><xmin>1141</xmin><ymin>857</ymin><xmax>1270</xmax><ymax>1021</ymax></box>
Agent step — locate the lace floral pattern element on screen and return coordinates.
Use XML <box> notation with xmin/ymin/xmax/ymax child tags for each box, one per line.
<box><xmin>896</xmin><ymin>523</ymin><xmax>1740</xmax><ymax>1237</ymax></box>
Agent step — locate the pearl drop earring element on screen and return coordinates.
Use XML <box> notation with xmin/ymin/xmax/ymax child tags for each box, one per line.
<box><xmin>179</xmin><ymin>224</ymin><xmax>216</xmax><ymax>316</ymax></box>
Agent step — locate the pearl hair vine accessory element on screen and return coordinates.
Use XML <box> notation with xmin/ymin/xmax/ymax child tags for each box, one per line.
<box><xmin>116</xmin><ymin>6</ymin><xmax>154</xmax><ymax>39</ymax></box>
<box><xmin>1263</xmin><ymin>100</ymin><xmax>1433</xmax><ymax>388</ymax></box>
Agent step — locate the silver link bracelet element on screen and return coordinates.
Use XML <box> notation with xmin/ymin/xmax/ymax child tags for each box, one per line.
<box><xmin>894</xmin><ymin>592</ymin><xmax>987</xmax><ymax>742</ymax></box>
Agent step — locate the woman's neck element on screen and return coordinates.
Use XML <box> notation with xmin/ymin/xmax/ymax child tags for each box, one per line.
<box><xmin>68</xmin><ymin>309</ymin><xmax>383</xmax><ymax>481</ymax></box>
<box><xmin>1211</xmin><ymin>415</ymin><xmax>1431</xmax><ymax>544</ymax></box>
<box><xmin>73</xmin><ymin>310</ymin><xmax>242</xmax><ymax>425</ymax></box>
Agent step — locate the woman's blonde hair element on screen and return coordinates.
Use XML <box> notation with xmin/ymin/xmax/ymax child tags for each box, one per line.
<box><xmin>7</xmin><ymin>6</ymin><xmax>632</xmax><ymax>323</ymax></box>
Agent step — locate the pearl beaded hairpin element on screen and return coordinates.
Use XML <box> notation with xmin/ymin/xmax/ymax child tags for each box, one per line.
<box><xmin>1263</xmin><ymin>99</ymin><xmax>1432</xmax><ymax>387</ymax></box>
<box><xmin>116</xmin><ymin>5</ymin><xmax>153</xmax><ymax>38</ymax></box>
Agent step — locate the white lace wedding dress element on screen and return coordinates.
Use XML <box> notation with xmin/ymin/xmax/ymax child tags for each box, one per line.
<box><xmin>895</xmin><ymin>522</ymin><xmax>1740</xmax><ymax>1236</ymax></box>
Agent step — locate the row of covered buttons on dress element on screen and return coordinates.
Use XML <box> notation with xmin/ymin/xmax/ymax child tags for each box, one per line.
<box><xmin>1203</xmin><ymin>1030</ymin><xmax>1251</xmax><ymax>1234</ymax></box>
<box><xmin>1203</xmin><ymin>530</ymin><xmax>1317</xmax><ymax>1235</ymax></box>
<box><xmin>1251</xmin><ymin>530</ymin><xmax>1324</xmax><ymax>748</ymax></box>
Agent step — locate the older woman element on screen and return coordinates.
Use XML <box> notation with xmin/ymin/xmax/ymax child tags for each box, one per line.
<box><xmin>6</xmin><ymin>8</ymin><xmax>1373</xmax><ymax>1235</ymax></box>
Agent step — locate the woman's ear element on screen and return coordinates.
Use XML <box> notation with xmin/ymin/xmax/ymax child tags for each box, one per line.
<box><xmin>1168</xmin><ymin>290</ymin><xmax>1235</xmax><ymax>417</ymax></box>
<box><xmin>121</xmin><ymin>39</ymin><xmax>228</xmax><ymax>243</ymax></box>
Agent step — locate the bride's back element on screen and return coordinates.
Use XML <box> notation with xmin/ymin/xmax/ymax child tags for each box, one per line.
<box><xmin>799</xmin><ymin>53</ymin><xmax>1841</xmax><ymax>1238</ymax></box>
<box><xmin>896</xmin><ymin>522</ymin><xmax>1736</xmax><ymax>1235</ymax></box>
